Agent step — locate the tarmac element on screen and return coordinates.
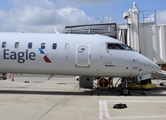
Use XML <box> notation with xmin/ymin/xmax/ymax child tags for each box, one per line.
<box><xmin>0</xmin><ymin>75</ymin><xmax>166</xmax><ymax>120</ymax></box>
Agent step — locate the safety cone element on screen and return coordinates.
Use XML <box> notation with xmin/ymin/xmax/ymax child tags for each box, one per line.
<box><xmin>8</xmin><ymin>74</ymin><xmax>11</xmax><ymax>79</ymax></box>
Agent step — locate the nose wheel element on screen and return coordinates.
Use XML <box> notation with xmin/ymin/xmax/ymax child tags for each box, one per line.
<box><xmin>121</xmin><ymin>88</ymin><xmax>130</xmax><ymax>95</ymax></box>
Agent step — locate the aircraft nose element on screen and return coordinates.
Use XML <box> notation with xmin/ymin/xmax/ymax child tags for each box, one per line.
<box><xmin>150</xmin><ymin>62</ymin><xmax>161</xmax><ymax>73</ymax></box>
<box><xmin>140</xmin><ymin>56</ymin><xmax>161</xmax><ymax>74</ymax></box>
<box><xmin>134</xmin><ymin>53</ymin><xmax>161</xmax><ymax>74</ymax></box>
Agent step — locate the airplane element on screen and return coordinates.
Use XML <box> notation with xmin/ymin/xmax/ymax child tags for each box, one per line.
<box><xmin>0</xmin><ymin>32</ymin><xmax>161</xmax><ymax>94</ymax></box>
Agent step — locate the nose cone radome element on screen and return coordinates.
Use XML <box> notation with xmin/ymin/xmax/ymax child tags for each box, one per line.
<box><xmin>141</xmin><ymin>56</ymin><xmax>161</xmax><ymax>74</ymax></box>
<box><xmin>135</xmin><ymin>53</ymin><xmax>161</xmax><ymax>74</ymax></box>
<box><xmin>150</xmin><ymin>62</ymin><xmax>161</xmax><ymax>73</ymax></box>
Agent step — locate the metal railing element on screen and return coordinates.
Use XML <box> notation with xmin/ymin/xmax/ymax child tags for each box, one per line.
<box><xmin>152</xmin><ymin>70</ymin><xmax>166</xmax><ymax>80</ymax></box>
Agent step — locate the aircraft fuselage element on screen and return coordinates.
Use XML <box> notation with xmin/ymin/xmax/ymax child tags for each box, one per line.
<box><xmin>0</xmin><ymin>32</ymin><xmax>160</xmax><ymax>77</ymax></box>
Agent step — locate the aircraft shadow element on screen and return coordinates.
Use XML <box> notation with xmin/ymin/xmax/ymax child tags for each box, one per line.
<box><xmin>0</xmin><ymin>90</ymin><xmax>92</xmax><ymax>96</ymax></box>
<box><xmin>128</xmin><ymin>87</ymin><xmax>166</xmax><ymax>96</ymax></box>
<box><xmin>0</xmin><ymin>88</ymin><xmax>165</xmax><ymax>96</ymax></box>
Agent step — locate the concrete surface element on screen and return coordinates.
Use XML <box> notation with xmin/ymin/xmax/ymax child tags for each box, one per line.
<box><xmin>0</xmin><ymin>75</ymin><xmax>166</xmax><ymax>120</ymax></box>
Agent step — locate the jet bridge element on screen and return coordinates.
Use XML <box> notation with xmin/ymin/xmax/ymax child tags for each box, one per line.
<box><xmin>64</xmin><ymin>23</ymin><xmax>117</xmax><ymax>39</ymax></box>
<box><xmin>63</xmin><ymin>23</ymin><xmax>129</xmax><ymax>45</ymax></box>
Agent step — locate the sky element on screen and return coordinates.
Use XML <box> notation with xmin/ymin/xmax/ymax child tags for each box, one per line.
<box><xmin>0</xmin><ymin>0</ymin><xmax>166</xmax><ymax>33</ymax></box>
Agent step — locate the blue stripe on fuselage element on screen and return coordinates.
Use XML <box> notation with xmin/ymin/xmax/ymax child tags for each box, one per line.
<box><xmin>38</xmin><ymin>48</ymin><xmax>45</xmax><ymax>54</ymax></box>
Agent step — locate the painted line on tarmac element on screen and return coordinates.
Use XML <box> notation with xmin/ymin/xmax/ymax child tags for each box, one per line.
<box><xmin>105</xmin><ymin>100</ymin><xmax>166</xmax><ymax>103</ymax></box>
<box><xmin>4</xmin><ymin>80</ymin><xmax>25</xmax><ymax>85</ymax></box>
<box><xmin>99</xmin><ymin>100</ymin><xmax>110</xmax><ymax>119</ymax></box>
<box><xmin>107</xmin><ymin>115</ymin><xmax>166</xmax><ymax>119</ymax></box>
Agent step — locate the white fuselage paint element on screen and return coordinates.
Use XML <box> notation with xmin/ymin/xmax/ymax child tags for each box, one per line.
<box><xmin>0</xmin><ymin>32</ymin><xmax>160</xmax><ymax>77</ymax></box>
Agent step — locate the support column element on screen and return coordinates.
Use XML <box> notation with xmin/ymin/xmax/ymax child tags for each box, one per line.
<box><xmin>126</xmin><ymin>2</ymin><xmax>140</xmax><ymax>52</ymax></box>
<box><xmin>131</xmin><ymin>2</ymin><xmax>140</xmax><ymax>52</ymax></box>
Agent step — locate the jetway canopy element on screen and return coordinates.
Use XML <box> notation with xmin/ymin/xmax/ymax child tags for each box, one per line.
<box><xmin>64</xmin><ymin>23</ymin><xmax>117</xmax><ymax>39</ymax></box>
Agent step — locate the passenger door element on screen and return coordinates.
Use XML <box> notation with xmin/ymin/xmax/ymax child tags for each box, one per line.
<box><xmin>75</xmin><ymin>42</ymin><xmax>90</xmax><ymax>67</ymax></box>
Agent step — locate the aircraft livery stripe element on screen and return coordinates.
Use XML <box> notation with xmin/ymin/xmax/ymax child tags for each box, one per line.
<box><xmin>38</xmin><ymin>48</ymin><xmax>45</xmax><ymax>54</ymax></box>
<box><xmin>38</xmin><ymin>48</ymin><xmax>52</xmax><ymax>63</ymax></box>
<box><xmin>44</xmin><ymin>56</ymin><xmax>52</xmax><ymax>63</ymax></box>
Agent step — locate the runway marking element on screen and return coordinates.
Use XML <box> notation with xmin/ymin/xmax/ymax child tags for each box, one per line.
<box><xmin>99</xmin><ymin>100</ymin><xmax>166</xmax><ymax>120</ymax></box>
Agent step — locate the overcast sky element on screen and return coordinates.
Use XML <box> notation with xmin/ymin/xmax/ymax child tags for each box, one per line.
<box><xmin>0</xmin><ymin>0</ymin><xmax>166</xmax><ymax>33</ymax></box>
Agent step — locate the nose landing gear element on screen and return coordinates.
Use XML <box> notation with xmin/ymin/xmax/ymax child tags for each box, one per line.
<box><xmin>121</xmin><ymin>88</ymin><xmax>130</xmax><ymax>95</ymax></box>
<box><xmin>116</xmin><ymin>77</ymin><xmax>131</xmax><ymax>95</ymax></box>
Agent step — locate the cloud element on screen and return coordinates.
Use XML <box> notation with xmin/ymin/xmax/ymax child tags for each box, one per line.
<box><xmin>57</xmin><ymin>7</ymin><xmax>90</xmax><ymax>24</ymax></box>
<box><xmin>157</xmin><ymin>10</ymin><xmax>166</xmax><ymax>24</ymax></box>
<box><xmin>57</xmin><ymin>0</ymin><xmax>115</xmax><ymax>7</ymax></box>
<box><xmin>142</xmin><ymin>13</ymin><xmax>155</xmax><ymax>23</ymax></box>
<box><xmin>0</xmin><ymin>0</ymin><xmax>91</xmax><ymax>33</ymax></box>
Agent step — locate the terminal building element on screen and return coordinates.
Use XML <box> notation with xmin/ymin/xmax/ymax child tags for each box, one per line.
<box><xmin>64</xmin><ymin>3</ymin><xmax>166</xmax><ymax>71</ymax></box>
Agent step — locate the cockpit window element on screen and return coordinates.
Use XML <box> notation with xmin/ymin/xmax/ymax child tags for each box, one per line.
<box><xmin>107</xmin><ymin>43</ymin><xmax>133</xmax><ymax>51</ymax></box>
<box><xmin>107</xmin><ymin>43</ymin><xmax>125</xmax><ymax>50</ymax></box>
<box><xmin>120</xmin><ymin>44</ymin><xmax>133</xmax><ymax>51</ymax></box>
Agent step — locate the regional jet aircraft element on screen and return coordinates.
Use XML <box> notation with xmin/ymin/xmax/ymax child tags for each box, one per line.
<box><xmin>0</xmin><ymin>32</ymin><xmax>160</xmax><ymax>94</ymax></box>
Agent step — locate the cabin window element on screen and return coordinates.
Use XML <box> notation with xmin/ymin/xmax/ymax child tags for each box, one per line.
<box><xmin>15</xmin><ymin>42</ymin><xmax>19</xmax><ymax>48</ymax></box>
<box><xmin>28</xmin><ymin>42</ymin><xmax>32</xmax><ymax>49</ymax></box>
<box><xmin>41</xmin><ymin>43</ymin><xmax>45</xmax><ymax>49</ymax></box>
<box><xmin>81</xmin><ymin>48</ymin><xmax>85</xmax><ymax>51</ymax></box>
<box><xmin>107</xmin><ymin>43</ymin><xmax>125</xmax><ymax>50</ymax></box>
<box><xmin>2</xmin><ymin>42</ymin><xmax>6</xmax><ymax>48</ymax></box>
<box><xmin>65</xmin><ymin>43</ymin><xmax>70</xmax><ymax>50</ymax></box>
<box><xmin>52</xmin><ymin>43</ymin><xmax>57</xmax><ymax>49</ymax></box>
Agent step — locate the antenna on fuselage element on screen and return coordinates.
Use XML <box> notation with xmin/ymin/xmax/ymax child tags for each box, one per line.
<box><xmin>54</xmin><ymin>29</ymin><xmax>60</xmax><ymax>34</ymax></box>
